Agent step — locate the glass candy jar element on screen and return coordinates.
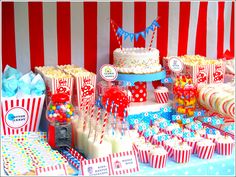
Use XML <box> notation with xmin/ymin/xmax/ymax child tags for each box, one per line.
<box><xmin>46</xmin><ymin>93</ymin><xmax>75</xmax><ymax>149</ymax></box>
<box><xmin>173</xmin><ymin>75</ymin><xmax>197</xmax><ymax>119</ymax></box>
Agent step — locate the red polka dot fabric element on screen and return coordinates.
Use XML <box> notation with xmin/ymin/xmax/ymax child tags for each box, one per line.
<box><xmin>128</xmin><ymin>82</ymin><xmax>147</xmax><ymax>102</ymax></box>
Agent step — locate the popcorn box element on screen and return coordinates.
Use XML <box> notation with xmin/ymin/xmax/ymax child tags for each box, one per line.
<box><xmin>163</xmin><ymin>57</ymin><xmax>172</xmax><ymax>77</ymax></box>
<box><xmin>35</xmin><ymin>67</ymin><xmax>74</xmax><ymax>104</ymax></box>
<box><xmin>1</xmin><ymin>95</ymin><xmax>45</xmax><ymax>135</ymax></box>
<box><xmin>208</xmin><ymin>62</ymin><xmax>226</xmax><ymax>83</ymax></box>
<box><xmin>71</xmin><ymin>73</ymin><xmax>96</xmax><ymax>110</ymax></box>
<box><xmin>185</xmin><ymin>64</ymin><xmax>209</xmax><ymax>84</ymax></box>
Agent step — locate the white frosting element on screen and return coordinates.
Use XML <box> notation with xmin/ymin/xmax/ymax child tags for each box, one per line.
<box><xmin>166</xmin><ymin>123</ymin><xmax>180</xmax><ymax>131</ymax></box>
<box><xmin>216</xmin><ymin>136</ymin><xmax>234</xmax><ymax>143</ymax></box>
<box><xmin>150</xmin><ymin>146</ymin><xmax>167</xmax><ymax>155</ymax></box>
<box><xmin>138</xmin><ymin>143</ymin><xmax>154</xmax><ymax>151</ymax></box>
<box><xmin>154</xmin><ymin>86</ymin><xmax>168</xmax><ymax>93</ymax></box>
<box><xmin>197</xmin><ymin>139</ymin><xmax>214</xmax><ymax>146</ymax></box>
<box><xmin>113</xmin><ymin>47</ymin><xmax>161</xmax><ymax>74</ymax></box>
<box><xmin>173</xmin><ymin>142</ymin><xmax>191</xmax><ymax>150</ymax></box>
<box><xmin>164</xmin><ymin>138</ymin><xmax>181</xmax><ymax>147</ymax></box>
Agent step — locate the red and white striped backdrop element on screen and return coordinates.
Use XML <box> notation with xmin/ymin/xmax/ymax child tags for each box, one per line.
<box><xmin>2</xmin><ymin>1</ymin><xmax>235</xmax><ymax>80</ymax></box>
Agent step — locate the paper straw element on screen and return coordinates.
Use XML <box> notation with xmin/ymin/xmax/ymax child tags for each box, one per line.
<box><xmin>99</xmin><ymin>99</ymin><xmax>109</xmax><ymax>144</ymax></box>
<box><xmin>93</xmin><ymin>107</ymin><xmax>101</xmax><ymax>143</ymax></box>
<box><xmin>88</xmin><ymin>103</ymin><xmax>95</xmax><ymax>138</ymax></box>
<box><xmin>111</xmin><ymin>20</ymin><xmax>122</xmax><ymax>50</ymax></box>
<box><xmin>148</xmin><ymin>26</ymin><xmax>157</xmax><ymax>51</ymax></box>
<box><xmin>83</xmin><ymin>100</ymin><xmax>90</xmax><ymax>131</ymax></box>
<box><xmin>112</xmin><ymin>104</ymin><xmax>118</xmax><ymax>136</ymax></box>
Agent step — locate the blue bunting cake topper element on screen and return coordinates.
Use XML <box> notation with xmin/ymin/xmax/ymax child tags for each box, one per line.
<box><xmin>115</xmin><ymin>18</ymin><xmax>160</xmax><ymax>42</ymax></box>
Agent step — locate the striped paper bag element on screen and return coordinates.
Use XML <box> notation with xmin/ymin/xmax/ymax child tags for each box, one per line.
<box><xmin>1</xmin><ymin>95</ymin><xmax>45</xmax><ymax>135</ymax></box>
<box><xmin>208</xmin><ymin>62</ymin><xmax>226</xmax><ymax>83</ymax></box>
<box><xmin>185</xmin><ymin>64</ymin><xmax>208</xmax><ymax>84</ymax></box>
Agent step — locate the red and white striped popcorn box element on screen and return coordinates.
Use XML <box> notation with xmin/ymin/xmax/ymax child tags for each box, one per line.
<box><xmin>35</xmin><ymin>164</ymin><xmax>68</xmax><ymax>176</ymax></box>
<box><xmin>138</xmin><ymin>149</ymin><xmax>150</xmax><ymax>163</ymax></box>
<box><xmin>154</xmin><ymin>86</ymin><xmax>169</xmax><ymax>104</ymax></box>
<box><xmin>196</xmin><ymin>144</ymin><xmax>215</xmax><ymax>159</ymax></box>
<box><xmin>186</xmin><ymin>141</ymin><xmax>198</xmax><ymax>154</ymax></box>
<box><xmin>208</xmin><ymin>62</ymin><xmax>226</xmax><ymax>84</ymax></box>
<box><xmin>128</xmin><ymin>82</ymin><xmax>147</xmax><ymax>102</ymax></box>
<box><xmin>185</xmin><ymin>64</ymin><xmax>209</xmax><ymax>84</ymax></box>
<box><xmin>164</xmin><ymin>144</ymin><xmax>174</xmax><ymax>157</ymax></box>
<box><xmin>173</xmin><ymin>149</ymin><xmax>191</xmax><ymax>163</ymax></box>
<box><xmin>149</xmin><ymin>153</ymin><xmax>168</xmax><ymax>169</ymax></box>
<box><xmin>216</xmin><ymin>142</ymin><xmax>234</xmax><ymax>156</ymax></box>
<box><xmin>72</xmin><ymin>74</ymin><xmax>96</xmax><ymax>111</ymax></box>
<box><xmin>1</xmin><ymin>95</ymin><xmax>45</xmax><ymax>135</ymax></box>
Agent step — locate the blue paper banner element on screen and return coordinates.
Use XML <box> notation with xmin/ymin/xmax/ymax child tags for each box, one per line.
<box><xmin>172</xmin><ymin>114</ymin><xmax>184</xmax><ymax>121</ymax></box>
<box><xmin>172</xmin><ymin>128</ymin><xmax>182</xmax><ymax>135</ymax></box>
<box><xmin>159</xmin><ymin>121</ymin><xmax>170</xmax><ymax>129</ymax></box>
<box><xmin>203</xmin><ymin>117</ymin><xmax>212</xmax><ymax>123</ymax></box>
<box><xmin>194</xmin><ymin>110</ymin><xmax>205</xmax><ymax>117</ymax></box>
<box><xmin>183</xmin><ymin>132</ymin><xmax>195</xmax><ymax>139</ymax></box>
<box><xmin>206</xmin><ymin>128</ymin><xmax>217</xmax><ymax>135</ymax></box>
<box><xmin>160</xmin><ymin>106</ymin><xmax>172</xmax><ymax>113</ymax></box>
<box><xmin>211</xmin><ymin>118</ymin><xmax>224</xmax><ymax>125</ymax></box>
<box><xmin>161</xmin><ymin>77</ymin><xmax>173</xmax><ymax>84</ymax></box>
<box><xmin>190</xmin><ymin>122</ymin><xmax>203</xmax><ymax>130</ymax></box>
<box><xmin>182</xmin><ymin>117</ymin><xmax>194</xmax><ymax>124</ymax></box>
<box><xmin>224</xmin><ymin>124</ymin><xmax>235</xmax><ymax>132</ymax></box>
<box><xmin>116</xmin><ymin>19</ymin><xmax>160</xmax><ymax>42</ymax></box>
<box><xmin>157</xmin><ymin>134</ymin><xmax>169</xmax><ymax>142</ymax></box>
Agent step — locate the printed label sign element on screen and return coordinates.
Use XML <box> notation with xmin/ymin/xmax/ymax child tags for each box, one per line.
<box><xmin>109</xmin><ymin>150</ymin><xmax>139</xmax><ymax>175</ymax></box>
<box><xmin>5</xmin><ymin>107</ymin><xmax>29</xmax><ymax>129</ymax></box>
<box><xmin>168</xmin><ymin>57</ymin><xmax>183</xmax><ymax>73</ymax></box>
<box><xmin>36</xmin><ymin>164</ymin><xmax>67</xmax><ymax>176</ymax></box>
<box><xmin>100</xmin><ymin>64</ymin><xmax>118</xmax><ymax>81</ymax></box>
<box><xmin>81</xmin><ymin>157</ymin><xmax>111</xmax><ymax>176</ymax></box>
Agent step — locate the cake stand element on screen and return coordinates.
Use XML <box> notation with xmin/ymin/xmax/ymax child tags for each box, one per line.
<box><xmin>116</xmin><ymin>70</ymin><xmax>166</xmax><ymax>86</ymax></box>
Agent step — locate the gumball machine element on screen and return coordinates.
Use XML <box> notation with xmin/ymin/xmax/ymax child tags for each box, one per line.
<box><xmin>46</xmin><ymin>93</ymin><xmax>75</xmax><ymax>149</ymax></box>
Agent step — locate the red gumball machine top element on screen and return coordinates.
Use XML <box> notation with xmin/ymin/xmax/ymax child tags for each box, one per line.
<box><xmin>46</xmin><ymin>93</ymin><xmax>75</xmax><ymax>124</ymax></box>
<box><xmin>102</xmin><ymin>86</ymin><xmax>130</xmax><ymax>121</ymax></box>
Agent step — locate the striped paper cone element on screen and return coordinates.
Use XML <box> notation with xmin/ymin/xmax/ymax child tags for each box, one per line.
<box><xmin>173</xmin><ymin>149</ymin><xmax>191</xmax><ymax>163</ymax></box>
<box><xmin>216</xmin><ymin>142</ymin><xmax>234</xmax><ymax>156</ymax></box>
<box><xmin>138</xmin><ymin>149</ymin><xmax>150</xmax><ymax>163</ymax></box>
<box><xmin>154</xmin><ymin>87</ymin><xmax>169</xmax><ymax>104</ymax></box>
<box><xmin>164</xmin><ymin>144</ymin><xmax>173</xmax><ymax>157</ymax></box>
<box><xmin>186</xmin><ymin>141</ymin><xmax>197</xmax><ymax>154</ymax></box>
<box><xmin>196</xmin><ymin>144</ymin><xmax>215</xmax><ymax>159</ymax></box>
<box><xmin>1</xmin><ymin>95</ymin><xmax>45</xmax><ymax>135</ymax></box>
<box><xmin>149</xmin><ymin>154</ymin><xmax>167</xmax><ymax>169</ymax></box>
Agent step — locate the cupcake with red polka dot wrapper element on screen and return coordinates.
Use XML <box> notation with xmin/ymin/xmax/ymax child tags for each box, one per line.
<box><xmin>215</xmin><ymin>136</ymin><xmax>235</xmax><ymax>156</ymax></box>
<box><xmin>196</xmin><ymin>139</ymin><xmax>215</xmax><ymax>159</ymax></box>
<box><xmin>173</xmin><ymin>142</ymin><xmax>192</xmax><ymax>163</ymax></box>
<box><xmin>149</xmin><ymin>146</ymin><xmax>168</xmax><ymax>169</ymax></box>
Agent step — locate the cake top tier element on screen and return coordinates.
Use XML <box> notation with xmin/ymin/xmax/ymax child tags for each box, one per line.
<box><xmin>114</xmin><ymin>47</ymin><xmax>159</xmax><ymax>56</ymax></box>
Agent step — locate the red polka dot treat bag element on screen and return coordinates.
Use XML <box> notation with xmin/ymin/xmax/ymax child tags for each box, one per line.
<box><xmin>128</xmin><ymin>82</ymin><xmax>147</xmax><ymax>102</ymax></box>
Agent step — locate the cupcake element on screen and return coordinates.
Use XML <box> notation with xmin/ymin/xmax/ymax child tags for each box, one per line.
<box><xmin>195</xmin><ymin>127</ymin><xmax>207</xmax><ymax>138</ymax></box>
<box><xmin>172</xmin><ymin>142</ymin><xmax>192</xmax><ymax>163</ymax></box>
<box><xmin>164</xmin><ymin>123</ymin><xmax>180</xmax><ymax>135</ymax></box>
<box><xmin>185</xmin><ymin>133</ymin><xmax>203</xmax><ymax>154</ymax></box>
<box><xmin>196</xmin><ymin>139</ymin><xmax>215</xmax><ymax>159</ymax></box>
<box><xmin>154</xmin><ymin>86</ymin><xmax>169</xmax><ymax>104</ymax></box>
<box><xmin>164</xmin><ymin>137</ymin><xmax>182</xmax><ymax>157</ymax></box>
<box><xmin>149</xmin><ymin>146</ymin><xmax>168</xmax><ymax>168</ymax></box>
<box><xmin>206</xmin><ymin>130</ymin><xmax>222</xmax><ymax>143</ymax></box>
<box><xmin>215</xmin><ymin>136</ymin><xmax>235</xmax><ymax>156</ymax></box>
<box><xmin>152</xmin><ymin>132</ymin><xmax>168</xmax><ymax>146</ymax></box>
<box><xmin>138</xmin><ymin>143</ymin><xmax>154</xmax><ymax>163</ymax></box>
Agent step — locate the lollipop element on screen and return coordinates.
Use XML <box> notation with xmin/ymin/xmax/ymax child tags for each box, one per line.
<box><xmin>102</xmin><ymin>87</ymin><xmax>130</xmax><ymax>120</ymax></box>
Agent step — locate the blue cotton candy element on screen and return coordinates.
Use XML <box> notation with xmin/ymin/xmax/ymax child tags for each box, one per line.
<box><xmin>18</xmin><ymin>80</ymin><xmax>31</xmax><ymax>95</ymax></box>
<box><xmin>2</xmin><ymin>76</ymin><xmax>18</xmax><ymax>97</ymax></box>
<box><xmin>3</xmin><ymin>65</ymin><xmax>22</xmax><ymax>79</ymax></box>
<box><xmin>31</xmin><ymin>74</ymin><xmax>45</xmax><ymax>96</ymax></box>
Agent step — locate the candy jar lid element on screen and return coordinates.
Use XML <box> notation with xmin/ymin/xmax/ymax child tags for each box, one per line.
<box><xmin>46</xmin><ymin>93</ymin><xmax>74</xmax><ymax>125</ymax></box>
